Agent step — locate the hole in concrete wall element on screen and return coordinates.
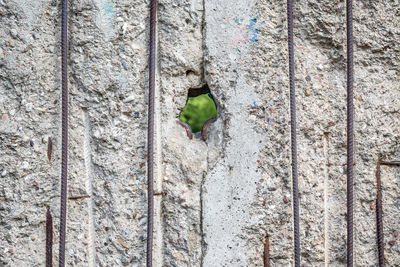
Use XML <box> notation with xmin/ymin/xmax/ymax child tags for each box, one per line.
<box><xmin>186</xmin><ymin>69</ymin><xmax>195</xmax><ymax>76</ymax></box>
<box><xmin>179</xmin><ymin>84</ymin><xmax>218</xmax><ymax>135</ymax></box>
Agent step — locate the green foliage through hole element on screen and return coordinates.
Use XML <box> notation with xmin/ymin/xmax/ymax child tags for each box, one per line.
<box><xmin>179</xmin><ymin>93</ymin><xmax>217</xmax><ymax>133</ymax></box>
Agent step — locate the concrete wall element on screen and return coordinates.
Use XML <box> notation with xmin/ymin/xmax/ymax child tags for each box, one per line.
<box><xmin>1</xmin><ymin>0</ymin><xmax>399</xmax><ymax>266</ymax></box>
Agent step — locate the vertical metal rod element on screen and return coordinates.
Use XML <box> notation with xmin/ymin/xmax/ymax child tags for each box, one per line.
<box><xmin>287</xmin><ymin>1</ymin><xmax>300</xmax><ymax>266</ymax></box>
<box><xmin>46</xmin><ymin>208</ymin><xmax>53</xmax><ymax>267</ymax></box>
<box><xmin>345</xmin><ymin>0</ymin><xmax>354</xmax><ymax>266</ymax></box>
<box><xmin>147</xmin><ymin>0</ymin><xmax>157</xmax><ymax>266</ymax></box>
<box><xmin>263</xmin><ymin>235</ymin><xmax>270</xmax><ymax>267</ymax></box>
<box><xmin>59</xmin><ymin>0</ymin><xmax>69</xmax><ymax>266</ymax></box>
<box><xmin>376</xmin><ymin>162</ymin><xmax>384</xmax><ymax>266</ymax></box>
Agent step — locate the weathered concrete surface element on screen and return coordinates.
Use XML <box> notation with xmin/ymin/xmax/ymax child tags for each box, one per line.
<box><xmin>202</xmin><ymin>1</ymin><xmax>265</xmax><ymax>266</ymax></box>
<box><xmin>1</xmin><ymin>0</ymin><xmax>150</xmax><ymax>266</ymax></box>
<box><xmin>1</xmin><ymin>0</ymin><xmax>400</xmax><ymax>266</ymax></box>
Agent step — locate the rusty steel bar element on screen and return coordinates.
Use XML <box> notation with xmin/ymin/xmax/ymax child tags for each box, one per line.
<box><xmin>345</xmin><ymin>0</ymin><xmax>354</xmax><ymax>266</ymax></box>
<box><xmin>287</xmin><ymin>0</ymin><xmax>300</xmax><ymax>266</ymax></box>
<box><xmin>376</xmin><ymin>162</ymin><xmax>384</xmax><ymax>266</ymax></box>
<box><xmin>263</xmin><ymin>235</ymin><xmax>270</xmax><ymax>267</ymax></box>
<box><xmin>68</xmin><ymin>195</ymin><xmax>90</xmax><ymax>200</ymax></box>
<box><xmin>59</xmin><ymin>0</ymin><xmax>69</xmax><ymax>266</ymax></box>
<box><xmin>46</xmin><ymin>208</ymin><xmax>53</xmax><ymax>267</ymax></box>
<box><xmin>380</xmin><ymin>161</ymin><xmax>400</xmax><ymax>166</ymax></box>
<box><xmin>147</xmin><ymin>0</ymin><xmax>157</xmax><ymax>266</ymax></box>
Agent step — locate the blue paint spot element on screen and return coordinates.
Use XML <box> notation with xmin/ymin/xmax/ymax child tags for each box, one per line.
<box><xmin>248</xmin><ymin>17</ymin><xmax>257</xmax><ymax>29</ymax></box>
<box><xmin>104</xmin><ymin>2</ymin><xmax>113</xmax><ymax>14</ymax></box>
<box><xmin>234</xmin><ymin>17</ymin><xmax>241</xmax><ymax>25</ymax></box>
<box><xmin>249</xmin><ymin>34</ymin><xmax>258</xmax><ymax>42</ymax></box>
<box><xmin>253</xmin><ymin>100</ymin><xmax>257</xmax><ymax>106</ymax></box>
<box><xmin>248</xmin><ymin>19</ymin><xmax>259</xmax><ymax>42</ymax></box>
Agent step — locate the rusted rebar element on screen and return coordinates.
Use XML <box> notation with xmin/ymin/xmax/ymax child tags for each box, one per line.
<box><xmin>59</xmin><ymin>0</ymin><xmax>69</xmax><ymax>266</ymax></box>
<box><xmin>380</xmin><ymin>161</ymin><xmax>400</xmax><ymax>166</ymax></box>
<box><xmin>68</xmin><ymin>195</ymin><xmax>90</xmax><ymax>200</ymax></box>
<box><xmin>345</xmin><ymin>0</ymin><xmax>354</xmax><ymax>266</ymax></box>
<box><xmin>147</xmin><ymin>0</ymin><xmax>157</xmax><ymax>266</ymax></box>
<box><xmin>376</xmin><ymin>162</ymin><xmax>384</xmax><ymax>266</ymax></box>
<box><xmin>47</xmin><ymin>137</ymin><xmax>53</xmax><ymax>162</ymax></box>
<box><xmin>287</xmin><ymin>0</ymin><xmax>300</xmax><ymax>266</ymax></box>
<box><xmin>263</xmin><ymin>235</ymin><xmax>270</xmax><ymax>267</ymax></box>
<box><xmin>46</xmin><ymin>208</ymin><xmax>53</xmax><ymax>267</ymax></box>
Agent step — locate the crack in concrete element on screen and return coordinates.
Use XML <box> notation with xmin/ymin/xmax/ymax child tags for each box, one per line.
<box><xmin>83</xmin><ymin>109</ymin><xmax>96</xmax><ymax>267</ymax></box>
<box><xmin>201</xmin><ymin>0</ymin><xmax>207</xmax><ymax>264</ymax></box>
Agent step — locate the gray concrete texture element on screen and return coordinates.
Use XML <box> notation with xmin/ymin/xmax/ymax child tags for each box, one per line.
<box><xmin>0</xmin><ymin>0</ymin><xmax>399</xmax><ymax>266</ymax></box>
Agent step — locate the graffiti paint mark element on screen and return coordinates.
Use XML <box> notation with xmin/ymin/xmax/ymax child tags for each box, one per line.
<box><xmin>249</xmin><ymin>29</ymin><xmax>258</xmax><ymax>43</ymax></box>
<box><xmin>247</xmin><ymin>17</ymin><xmax>259</xmax><ymax>42</ymax></box>
<box><xmin>104</xmin><ymin>2</ymin><xmax>113</xmax><ymax>14</ymax></box>
<box><xmin>226</xmin><ymin>16</ymin><xmax>261</xmax><ymax>44</ymax></box>
<box><xmin>234</xmin><ymin>17</ymin><xmax>241</xmax><ymax>25</ymax></box>
<box><xmin>94</xmin><ymin>0</ymin><xmax>114</xmax><ymax>39</ymax></box>
<box><xmin>225</xmin><ymin>16</ymin><xmax>262</xmax><ymax>64</ymax></box>
<box><xmin>248</xmin><ymin>17</ymin><xmax>257</xmax><ymax>29</ymax></box>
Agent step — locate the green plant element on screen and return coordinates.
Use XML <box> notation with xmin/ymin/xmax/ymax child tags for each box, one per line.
<box><xmin>179</xmin><ymin>93</ymin><xmax>217</xmax><ymax>133</ymax></box>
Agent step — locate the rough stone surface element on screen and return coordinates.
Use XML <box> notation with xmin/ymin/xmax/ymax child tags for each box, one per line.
<box><xmin>1</xmin><ymin>0</ymin><xmax>400</xmax><ymax>266</ymax></box>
